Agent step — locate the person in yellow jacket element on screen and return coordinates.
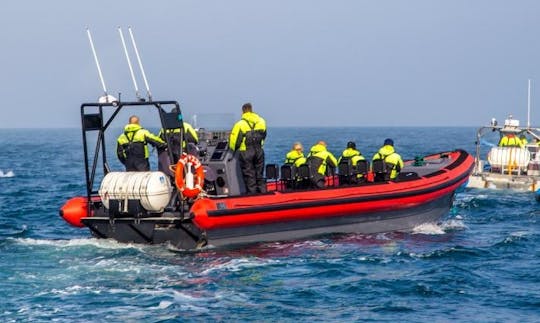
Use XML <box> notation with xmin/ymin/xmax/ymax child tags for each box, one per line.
<box><xmin>158</xmin><ymin>111</ymin><xmax>199</xmax><ymax>163</ymax></box>
<box><xmin>284</xmin><ymin>142</ymin><xmax>306</xmax><ymax>167</ymax></box>
<box><xmin>338</xmin><ymin>141</ymin><xmax>366</xmax><ymax>183</ymax></box>
<box><xmin>498</xmin><ymin>133</ymin><xmax>523</xmax><ymax>148</ymax></box>
<box><xmin>116</xmin><ymin>115</ymin><xmax>167</xmax><ymax>171</ymax></box>
<box><xmin>519</xmin><ymin>134</ymin><xmax>528</xmax><ymax>146</ymax></box>
<box><xmin>371</xmin><ymin>138</ymin><xmax>403</xmax><ymax>181</ymax></box>
<box><xmin>306</xmin><ymin>141</ymin><xmax>338</xmax><ymax>188</ymax></box>
<box><xmin>229</xmin><ymin>102</ymin><xmax>267</xmax><ymax>194</ymax></box>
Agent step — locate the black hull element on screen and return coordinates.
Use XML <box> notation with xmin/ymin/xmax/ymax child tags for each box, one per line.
<box><xmin>82</xmin><ymin>192</ymin><xmax>454</xmax><ymax>250</ymax></box>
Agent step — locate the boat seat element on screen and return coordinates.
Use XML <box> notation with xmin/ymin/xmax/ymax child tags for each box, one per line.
<box><xmin>280</xmin><ymin>164</ymin><xmax>295</xmax><ymax>189</ymax></box>
<box><xmin>265</xmin><ymin>164</ymin><xmax>279</xmax><ymax>180</ymax></box>
<box><xmin>297</xmin><ymin>164</ymin><xmax>311</xmax><ymax>179</ymax></box>
<box><xmin>339</xmin><ymin>159</ymin><xmax>368</xmax><ymax>185</ymax></box>
<box><xmin>372</xmin><ymin>159</ymin><xmax>394</xmax><ymax>182</ymax></box>
<box><xmin>280</xmin><ymin>164</ymin><xmax>294</xmax><ymax>181</ymax></box>
<box><xmin>338</xmin><ymin>158</ymin><xmax>354</xmax><ymax>185</ymax></box>
<box><xmin>265</xmin><ymin>164</ymin><xmax>279</xmax><ymax>191</ymax></box>
<box><xmin>356</xmin><ymin>160</ymin><xmax>368</xmax><ymax>182</ymax></box>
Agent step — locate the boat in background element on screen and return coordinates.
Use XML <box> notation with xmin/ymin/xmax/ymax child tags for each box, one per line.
<box><xmin>467</xmin><ymin>80</ymin><xmax>540</xmax><ymax>196</ymax></box>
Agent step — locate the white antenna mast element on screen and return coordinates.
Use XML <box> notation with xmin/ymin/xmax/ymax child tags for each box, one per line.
<box><xmin>128</xmin><ymin>26</ymin><xmax>152</xmax><ymax>101</ymax></box>
<box><xmin>527</xmin><ymin>79</ymin><xmax>531</xmax><ymax>129</ymax></box>
<box><xmin>86</xmin><ymin>28</ymin><xmax>109</xmax><ymax>99</ymax></box>
<box><xmin>118</xmin><ymin>27</ymin><xmax>141</xmax><ymax>101</ymax></box>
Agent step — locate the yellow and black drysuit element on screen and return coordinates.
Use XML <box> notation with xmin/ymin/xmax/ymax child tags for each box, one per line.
<box><xmin>284</xmin><ymin>149</ymin><xmax>306</xmax><ymax>168</ymax></box>
<box><xmin>498</xmin><ymin>134</ymin><xmax>524</xmax><ymax>148</ymax></box>
<box><xmin>371</xmin><ymin>145</ymin><xmax>403</xmax><ymax>181</ymax></box>
<box><xmin>229</xmin><ymin>112</ymin><xmax>267</xmax><ymax>194</ymax></box>
<box><xmin>306</xmin><ymin>143</ymin><xmax>338</xmax><ymax>188</ymax></box>
<box><xmin>338</xmin><ymin>147</ymin><xmax>366</xmax><ymax>183</ymax></box>
<box><xmin>116</xmin><ymin>123</ymin><xmax>166</xmax><ymax>171</ymax></box>
<box><xmin>158</xmin><ymin>122</ymin><xmax>199</xmax><ymax>163</ymax></box>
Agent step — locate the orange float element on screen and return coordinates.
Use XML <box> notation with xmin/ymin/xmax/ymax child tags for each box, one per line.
<box><xmin>59</xmin><ymin>196</ymin><xmax>88</xmax><ymax>227</ymax></box>
<box><xmin>174</xmin><ymin>153</ymin><xmax>204</xmax><ymax>199</ymax></box>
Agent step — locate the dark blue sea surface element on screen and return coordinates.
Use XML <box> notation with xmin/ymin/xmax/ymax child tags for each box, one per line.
<box><xmin>1</xmin><ymin>127</ymin><xmax>539</xmax><ymax>322</ymax></box>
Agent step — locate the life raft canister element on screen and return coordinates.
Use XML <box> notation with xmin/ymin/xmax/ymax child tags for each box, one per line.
<box><xmin>174</xmin><ymin>153</ymin><xmax>205</xmax><ymax>199</ymax></box>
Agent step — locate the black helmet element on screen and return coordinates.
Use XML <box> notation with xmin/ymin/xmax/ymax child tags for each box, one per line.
<box><xmin>384</xmin><ymin>138</ymin><xmax>394</xmax><ymax>146</ymax></box>
<box><xmin>347</xmin><ymin>141</ymin><xmax>356</xmax><ymax>149</ymax></box>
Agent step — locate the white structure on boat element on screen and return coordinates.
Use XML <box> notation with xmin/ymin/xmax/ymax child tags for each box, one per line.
<box><xmin>467</xmin><ymin>116</ymin><xmax>540</xmax><ymax>191</ymax></box>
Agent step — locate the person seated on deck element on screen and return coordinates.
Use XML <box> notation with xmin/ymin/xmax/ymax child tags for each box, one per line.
<box><xmin>116</xmin><ymin>115</ymin><xmax>167</xmax><ymax>171</ymax></box>
<box><xmin>371</xmin><ymin>138</ymin><xmax>403</xmax><ymax>182</ymax></box>
<box><xmin>284</xmin><ymin>142</ymin><xmax>307</xmax><ymax>167</ymax></box>
<box><xmin>338</xmin><ymin>141</ymin><xmax>366</xmax><ymax>184</ymax></box>
<box><xmin>498</xmin><ymin>133</ymin><xmax>524</xmax><ymax>148</ymax></box>
<box><xmin>283</xmin><ymin>142</ymin><xmax>308</xmax><ymax>189</ymax></box>
<box><xmin>306</xmin><ymin>141</ymin><xmax>338</xmax><ymax>189</ymax></box>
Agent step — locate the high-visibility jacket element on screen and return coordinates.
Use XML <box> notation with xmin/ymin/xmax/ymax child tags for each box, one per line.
<box><xmin>285</xmin><ymin>150</ymin><xmax>306</xmax><ymax>167</ymax></box>
<box><xmin>498</xmin><ymin>135</ymin><xmax>524</xmax><ymax>148</ymax></box>
<box><xmin>116</xmin><ymin>124</ymin><xmax>166</xmax><ymax>164</ymax></box>
<box><xmin>307</xmin><ymin>144</ymin><xmax>338</xmax><ymax>175</ymax></box>
<box><xmin>229</xmin><ymin>112</ymin><xmax>266</xmax><ymax>151</ymax></box>
<box><xmin>372</xmin><ymin>145</ymin><xmax>403</xmax><ymax>179</ymax></box>
<box><xmin>338</xmin><ymin>148</ymin><xmax>365</xmax><ymax>165</ymax></box>
<box><xmin>158</xmin><ymin>122</ymin><xmax>199</xmax><ymax>152</ymax></box>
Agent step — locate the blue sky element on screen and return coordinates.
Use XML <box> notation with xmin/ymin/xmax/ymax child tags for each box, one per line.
<box><xmin>1</xmin><ymin>1</ymin><xmax>540</xmax><ymax>128</ymax></box>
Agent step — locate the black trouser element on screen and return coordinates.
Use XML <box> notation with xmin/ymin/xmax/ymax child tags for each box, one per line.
<box><xmin>239</xmin><ymin>146</ymin><xmax>266</xmax><ymax>194</ymax></box>
<box><xmin>125</xmin><ymin>157</ymin><xmax>150</xmax><ymax>171</ymax></box>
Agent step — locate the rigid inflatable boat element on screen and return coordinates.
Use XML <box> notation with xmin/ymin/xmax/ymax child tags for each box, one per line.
<box><xmin>60</xmin><ymin>99</ymin><xmax>474</xmax><ymax>250</ymax></box>
<box><xmin>467</xmin><ymin>115</ymin><xmax>540</xmax><ymax>194</ymax></box>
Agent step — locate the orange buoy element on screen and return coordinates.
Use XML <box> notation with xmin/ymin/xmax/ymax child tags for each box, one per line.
<box><xmin>175</xmin><ymin>153</ymin><xmax>205</xmax><ymax>199</ymax></box>
<box><xmin>60</xmin><ymin>196</ymin><xmax>89</xmax><ymax>228</ymax></box>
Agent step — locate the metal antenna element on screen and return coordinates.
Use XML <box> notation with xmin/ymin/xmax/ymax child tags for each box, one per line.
<box><xmin>128</xmin><ymin>26</ymin><xmax>152</xmax><ymax>101</ymax></box>
<box><xmin>118</xmin><ymin>27</ymin><xmax>141</xmax><ymax>100</ymax></box>
<box><xmin>527</xmin><ymin>79</ymin><xmax>531</xmax><ymax>129</ymax></box>
<box><xmin>86</xmin><ymin>28</ymin><xmax>108</xmax><ymax>98</ymax></box>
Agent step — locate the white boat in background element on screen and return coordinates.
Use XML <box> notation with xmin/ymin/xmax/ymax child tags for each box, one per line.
<box><xmin>467</xmin><ymin>116</ymin><xmax>540</xmax><ymax>192</ymax></box>
<box><xmin>467</xmin><ymin>80</ymin><xmax>540</xmax><ymax>197</ymax></box>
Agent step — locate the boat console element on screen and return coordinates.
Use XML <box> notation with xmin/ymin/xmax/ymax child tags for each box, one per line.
<box><xmin>196</xmin><ymin>129</ymin><xmax>246</xmax><ymax>196</ymax></box>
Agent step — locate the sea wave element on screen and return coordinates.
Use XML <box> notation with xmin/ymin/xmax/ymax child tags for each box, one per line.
<box><xmin>0</xmin><ymin>169</ymin><xmax>14</xmax><ymax>177</ymax></box>
<box><xmin>11</xmin><ymin>237</ymin><xmax>145</xmax><ymax>251</ymax></box>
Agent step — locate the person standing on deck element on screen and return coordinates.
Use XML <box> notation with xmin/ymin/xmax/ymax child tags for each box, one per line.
<box><xmin>498</xmin><ymin>133</ymin><xmax>524</xmax><ymax>148</ymax></box>
<box><xmin>116</xmin><ymin>115</ymin><xmax>167</xmax><ymax>171</ymax></box>
<box><xmin>229</xmin><ymin>103</ymin><xmax>267</xmax><ymax>194</ymax></box>
<box><xmin>158</xmin><ymin>107</ymin><xmax>199</xmax><ymax>163</ymax></box>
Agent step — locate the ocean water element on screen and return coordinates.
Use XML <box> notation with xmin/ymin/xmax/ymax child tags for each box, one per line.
<box><xmin>1</xmin><ymin>127</ymin><xmax>539</xmax><ymax>322</ymax></box>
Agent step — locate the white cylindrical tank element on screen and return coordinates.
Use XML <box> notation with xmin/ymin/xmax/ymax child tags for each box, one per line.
<box><xmin>99</xmin><ymin>171</ymin><xmax>172</xmax><ymax>212</ymax></box>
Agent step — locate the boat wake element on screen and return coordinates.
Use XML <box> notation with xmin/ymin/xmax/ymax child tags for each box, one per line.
<box><xmin>12</xmin><ymin>237</ymin><xmax>145</xmax><ymax>250</ymax></box>
<box><xmin>412</xmin><ymin>217</ymin><xmax>466</xmax><ymax>235</ymax></box>
<box><xmin>0</xmin><ymin>169</ymin><xmax>14</xmax><ymax>177</ymax></box>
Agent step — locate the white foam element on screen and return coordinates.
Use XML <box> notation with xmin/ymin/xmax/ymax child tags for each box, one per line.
<box><xmin>441</xmin><ymin>218</ymin><xmax>467</xmax><ymax>230</ymax></box>
<box><xmin>412</xmin><ymin>223</ymin><xmax>445</xmax><ymax>235</ymax></box>
<box><xmin>200</xmin><ymin>257</ymin><xmax>277</xmax><ymax>275</ymax></box>
<box><xmin>12</xmin><ymin>237</ymin><xmax>144</xmax><ymax>250</ymax></box>
<box><xmin>0</xmin><ymin>169</ymin><xmax>14</xmax><ymax>177</ymax></box>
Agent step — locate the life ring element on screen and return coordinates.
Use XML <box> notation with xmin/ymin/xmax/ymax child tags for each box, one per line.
<box><xmin>174</xmin><ymin>153</ymin><xmax>205</xmax><ymax>199</ymax></box>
